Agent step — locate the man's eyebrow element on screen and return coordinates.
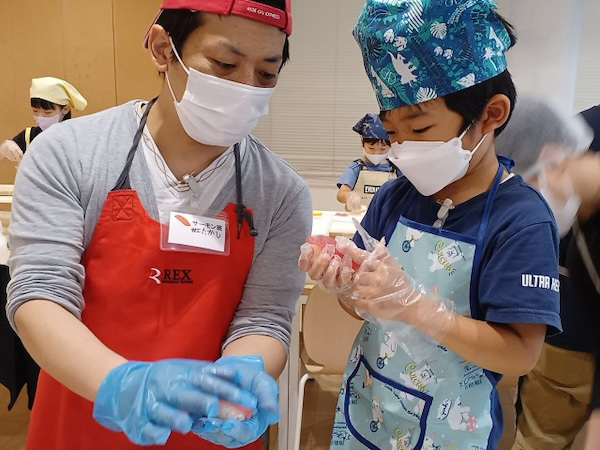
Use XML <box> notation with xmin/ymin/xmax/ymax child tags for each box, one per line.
<box><xmin>221</xmin><ymin>42</ymin><xmax>246</xmax><ymax>57</ymax></box>
<box><xmin>220</xmin><ymin>42</ymin><xmax>282</xmax><ymax>63</ymax></box>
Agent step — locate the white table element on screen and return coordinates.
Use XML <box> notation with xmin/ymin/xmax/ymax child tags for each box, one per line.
<box><xmin>276</xmin><ymin>211</ymin><xmax>361</xmax><ymax>449</ymax></box>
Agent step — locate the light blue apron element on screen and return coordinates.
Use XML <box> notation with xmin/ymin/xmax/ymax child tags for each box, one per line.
<box><xmin>331</xmin><ymin>164</ymin><xmax>506</xmax><ymax>450</ymax></box>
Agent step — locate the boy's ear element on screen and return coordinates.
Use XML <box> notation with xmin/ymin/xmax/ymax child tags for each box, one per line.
<box><xmin>480</xmin><ymin>94</ymin><xmax>511</xmax><ymax>136</ymax></box>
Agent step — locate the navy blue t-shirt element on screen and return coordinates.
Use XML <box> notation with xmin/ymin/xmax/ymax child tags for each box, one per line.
<box><xmin>337</xmin><ymin>159</ymin><xmax>400</xmax><ymax>189</ymax></box>
<box><xmin>355</xmin><ymin>175</ymin><xmax>562</xmax><ymax>335</ymax></box>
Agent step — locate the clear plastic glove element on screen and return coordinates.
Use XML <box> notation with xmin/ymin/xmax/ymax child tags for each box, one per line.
<box><xmin>352</xmin><ymin>242</ymin><xmax>456</xmax><ymax>360</ymax></box>
<box><xmin>0</xmin><ymin>140</ymin><xmax>23</xmax><ymax>162</ymax></box>
<box><xmin>193</xmin><ymin>356</ymin><xmax>279</xmax><ymax>448</ymax></box>
<box><xmin>93</xmin><ymin>360</ymin><xmax>258</xmax><ymax>446</ymax></box>
<box><xmin>346</xmin><ymin>191</ymin><xmax>362</xmax><ymax>213</ymax></box>
<box><xmin>298</xmin><ymin>236</ymin><xmax>369</xmax><ymax>296</ymax></box>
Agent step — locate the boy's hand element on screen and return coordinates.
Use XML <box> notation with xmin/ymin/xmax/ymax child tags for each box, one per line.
<box><xmin>352</xmin><ymin>242</ymin><xmax>455</xmax><ymax>338</ymax></box>
<box><xmin>346</xmin><ymin>191</ymin><xmax>362</xmax><ymax>213</ymax></box>
<box><xmin>298</xmin><ymin>237</ymin><xmax>369</xmax><ymax>295</ymax></box>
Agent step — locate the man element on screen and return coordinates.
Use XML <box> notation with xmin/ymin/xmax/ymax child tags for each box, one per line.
<box><xmin>7</xmin><ymin>0</ymin><xmax>312</xmax><ymax>448</ymax></box>
<box><xmin>495</xmin><ymin>96</ymin><xmax>598</xmax><ymax>450</ymax></box>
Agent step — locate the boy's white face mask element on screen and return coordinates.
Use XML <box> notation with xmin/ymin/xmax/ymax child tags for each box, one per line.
<box><xmin>388</xmin><ymin>127</ymin><xmax>488</xmax><ymax>196</ymax></box>
<box><xmin>363</xmin><ymin>151</ymin><xmax>389</xmax><ymax>166</ymax></box>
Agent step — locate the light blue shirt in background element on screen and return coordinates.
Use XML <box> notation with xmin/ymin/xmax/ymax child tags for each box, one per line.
<box><xmin>337</xmin><ymin>159</ymin><xmax>398</xmax><ymax>189</ymax></box>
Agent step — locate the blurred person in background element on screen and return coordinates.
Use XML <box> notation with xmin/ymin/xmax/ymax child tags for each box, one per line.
<box><xmin>337</xmin><ymin>113</ymin><xmax>399</xmax><ymax>212</ymax></box>
<box><xmin>495</xmin><ymin>95</ymin><xmax>600</xmax><ymax>450</ymax></box>
<box><xmin>0</xmin><ymin>77</ymin><xmax>87</xmax><ymax>162</ymax></box>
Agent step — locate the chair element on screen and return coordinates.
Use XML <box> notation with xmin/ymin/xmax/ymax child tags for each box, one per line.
<box><xmin>0</xmin><ymin>184</ymin><xmax>13</xmax><ymax>239</ymax></box>
<box><xmin>293</xmin><ymin>286</ymin><xmax>363</xmax><ymax>450</ymax></box>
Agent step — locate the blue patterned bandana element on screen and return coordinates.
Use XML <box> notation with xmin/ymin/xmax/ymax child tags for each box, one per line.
<box><xmin>353</xmin><ymin>113</ymin><xmax>390</xmax><ymax>140</ymax></box>
<box><xmin>353</xmin><ymin>0</ymin><xmax>512</xmax><ymax>110</ymax></box>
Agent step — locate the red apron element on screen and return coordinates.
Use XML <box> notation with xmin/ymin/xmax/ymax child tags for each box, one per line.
<box><xmin>26</xmin><ymin>99</ymin><xmax>261</xmax><ymax>449</ymax></box>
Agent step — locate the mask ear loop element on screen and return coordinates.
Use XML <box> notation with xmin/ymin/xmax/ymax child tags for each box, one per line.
<box><xmin>469</xmin><ymin>133</ymin><xmax>489</xmax><ymax>156</ymax></box>
<box><xmin>168</xmin><ymin>36</ymin><xmax>190</xmax><ymax>75</ymax></box>
<box><xmin>458</xmin><ymin>123</ymin><xmax>489</xmax><ymax>156</ymax></box>
<box><xmin>60</xmin><ymin>106</ymin><xmax>69</xmax><ymax>122</ymax></box>
<box><xmin>165</xmin><ymin>36</ymin><xmax>190</xmax><ymax>104</ymax></box>
<box><xmin>458</xmin><ymin>126</ymin><xmax>471</xmax><ymax>140</ymax></box>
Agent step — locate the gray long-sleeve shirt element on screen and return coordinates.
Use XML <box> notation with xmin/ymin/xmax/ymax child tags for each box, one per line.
<box><xmin>7</xmin><ymin>101</ymin><xmax>312</xmax><ymax>351</ymax></box>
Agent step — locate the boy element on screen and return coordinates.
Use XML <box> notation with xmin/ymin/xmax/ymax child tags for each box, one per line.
<box><xmin>299</xmin><ymin>1</ymin><xmax>561</xmax><ymax>448</ymax></box>
<box><xmin>337</xmin><ymin>113</ymin><xmax>399</xmax><ymax>212</ymax></box>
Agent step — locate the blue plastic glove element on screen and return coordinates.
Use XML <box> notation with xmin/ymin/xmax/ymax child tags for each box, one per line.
<box><xmin>93</xmin><ymin>360</ymin><xmax>258</xmax><ymax>446</ymax></box>
<box><xmin>193</xmin><ymin>356</ymin><xmax>280</xmax><ymax>448</ymax></box>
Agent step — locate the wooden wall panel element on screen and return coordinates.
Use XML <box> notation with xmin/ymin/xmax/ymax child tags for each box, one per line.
<box><xmin>0</xmin><ymin>0</ymin><xmax>115</xmax><ymax>183</ymax></box>
<box><xmin>113</xmin><ymin>0</ymin><xmax>163</xmax><ymax>104</ymax></box>
<box><xmin>60</xmin><ymin>0</ymin><xmax>117</xmax><ymax>115</ymax></box>
<box><xmin>0</xmin><ymin>2</ymin><xmax>17</xmax><ymax>160</ymax></box>
<box><xmin>0</xmin><ymin>0</ymin><xmax>64</xmax><ymax>183</ymax></box>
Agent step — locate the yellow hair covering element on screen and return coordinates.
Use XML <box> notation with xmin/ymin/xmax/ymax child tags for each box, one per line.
<box><xmin>30</xmin><ymin>77</ymin><xmax>87</xmax><ymax>111</ymax></box>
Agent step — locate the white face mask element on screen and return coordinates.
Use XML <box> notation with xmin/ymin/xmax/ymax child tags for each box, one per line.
<box><xmin>166</xmin><ymin>38</ymin><xmax>275</xmax><ymax>147</ymax></box>
<box><xmin>363</xmin><ymin>151</ymin><xmax>389</xmax><ymax>166</ymax></box>
<box><xmin>538</xmin><ymin>171</ymin><xmax>580</xmax><ymax>237</ymax></box>
<box><xmin>388</xmin><ymin>128</ymin><xmax>488</xmax><ymax>196</ymax></box>
<box><xmin>33</xmin><ymin>112</ymin><xmax>64</xmax><ymax>131</ymax></box>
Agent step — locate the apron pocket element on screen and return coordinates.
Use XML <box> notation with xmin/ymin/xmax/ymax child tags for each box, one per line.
<box><xmin>344</xmin><ymin>356</ymin><xmax>433</xmax><ymax>450</ymax></box>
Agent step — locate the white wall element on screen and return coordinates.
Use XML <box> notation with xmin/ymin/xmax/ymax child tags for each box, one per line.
<box><xmin>574</xmin><ymin>0</ymin><xmax>600</xmax><ymax>112</ymax></box>
<box><xmin>494</xmin><ymin>0</ymin><xmax>600</xmax><ymax>112</ymax></box>
<box><xmin>253</xmin><ymin>0</ymin><xmax>377</xmax><ymax>211</ymax></box>
<box><xmin>496</xmin><ymin>0</ymin><xmax>585</xmax><ymax>110</ymax></box>
<box><xmin>259</xmin><ymin>0</ymin><xmax>600</xmax><ymax>211</ymax></box>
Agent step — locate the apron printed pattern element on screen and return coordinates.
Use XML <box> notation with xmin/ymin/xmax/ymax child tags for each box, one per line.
<box><xmin>331</xmin><ymin>166</ymin><xmax>505</xmax><ymax>450</ymax></box>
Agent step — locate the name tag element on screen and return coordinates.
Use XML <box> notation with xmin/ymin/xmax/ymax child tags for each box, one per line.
<box><xmin>168</xmin><ymin>212</ymin><xmax>226</xmax><ymax>253</ymax></box>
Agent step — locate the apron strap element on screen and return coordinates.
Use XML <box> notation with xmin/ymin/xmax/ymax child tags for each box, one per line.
<box><xmin>354</xmin><ymin>159</ymin><xmax>366</xmax><ymax>171</ymax></box>
<box><xmin>112</xmin><ymin>97</ymin><xmax>158</xmax><ymax>191</ymax></box>
<box><xmin>469</xmin><ymin>163</ymin><xmax>505</xmax><ymax>318</ymax></box>
<box><xmin>497</xmin><ymin>155</ymin><xmax>515</xmax><ymax>172</ymax></box>
<box><xmin>112</xmin><ymin>97</ymin><xmax>256</xmax><ymax>239</ymax></box>
<box><xmin>24</xmin><ymin>127</ymin><xmax>32</xmax><ymax>150</ymax></box>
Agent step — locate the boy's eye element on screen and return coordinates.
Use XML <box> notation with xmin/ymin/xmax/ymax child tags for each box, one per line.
<box><xmin>413</xmin><ymin>127</ymin><xmax>431</xmax><ymax>134</ymax></box>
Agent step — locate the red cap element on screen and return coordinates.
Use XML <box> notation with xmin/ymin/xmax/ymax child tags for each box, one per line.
<box><xmin>143</xmin><ymin>0</ymin><xmax>292</xmax><ymax>48</ymax></box>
